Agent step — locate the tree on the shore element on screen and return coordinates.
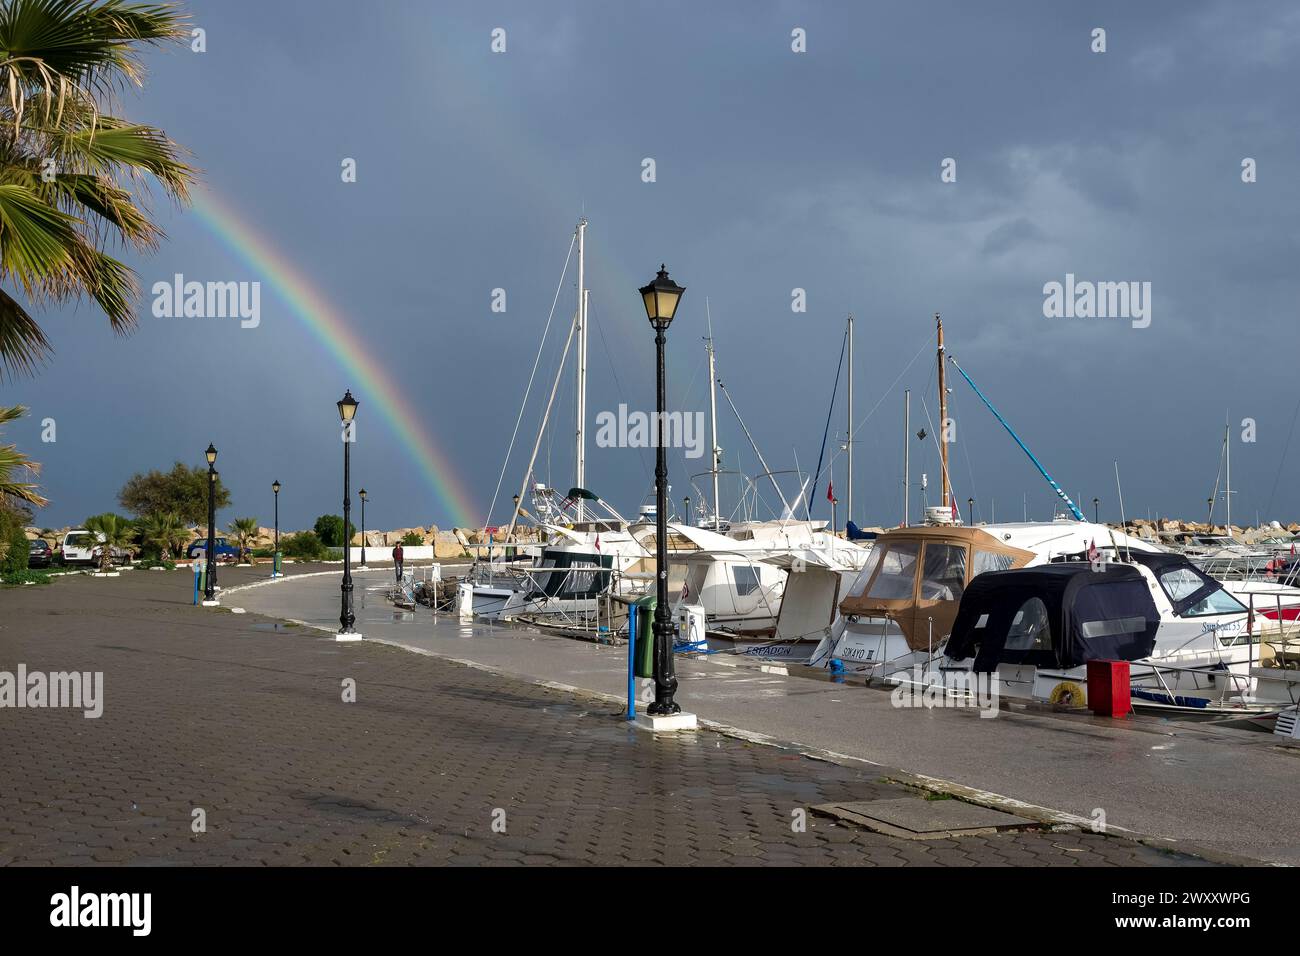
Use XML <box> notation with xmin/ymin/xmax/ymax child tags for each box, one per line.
<box><xmin>138</xmin><ymin>509</ymin><xmax>185</xmax><ymax>560</ymax></box>
<box><xmin>313</xmin><ymin>514</ymin><xmax>354</xmax><ymax>548</ymax></box>
<box><xmin>0</xmin><ymin>403</ymin><xmax>45</xmax><ymax>508</ymax></box>
<box><xmin>280</xmin><ymin>530</ymin><xmax>327</xmax><ymax>560</ymax></box>
<box><xmin>119</xmin><ymin>461</ymin><xmax>229</xmax><ymax>525</ymax></box>
<box><xmin>84</xmin><ymin>510</ymin><xmax>132</xmax><ymax>571</ymax></box>
<box><xmin>227</xmin><ymin>515</ymin><xmax>257</xmax><ymax>562</ymax></box>
<box><xmin>0</xmin><ymin>0</ymin><xmax>195</xmax><ymax>379</ymax></box>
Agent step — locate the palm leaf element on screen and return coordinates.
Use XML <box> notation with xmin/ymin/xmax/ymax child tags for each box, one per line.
<box><xmin>0</xmin><ymin>181</ymin><xmax>78</xmax><ymax>287</ymax></box>
<box><xmin>68</xmin><ymin>239</ymin><xmax>136</xmax><ymax>330</ymax></box>
<box><xmin>0</xmin><ymin>284</ymin><xmax>50</xmax><ymax>376</ymax></box>
<box><xmin>0</xmin><ymin>403</ymin><xmax>47</xmax><ymax>506</ymax></box>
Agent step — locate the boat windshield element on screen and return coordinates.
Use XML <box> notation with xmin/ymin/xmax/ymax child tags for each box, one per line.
<box><xmin>865</xmin><ymin>540</ymin><xmax>920</xmax><ymax>600</ymax></box>
<box><xmin>1156</xmin><ymin>566</ymin><xmax>1247</xmax><ymax>617</ymax></box>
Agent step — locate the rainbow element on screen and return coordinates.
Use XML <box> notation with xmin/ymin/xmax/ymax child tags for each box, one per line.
<box><xmin>189</xmin><ymin>191</ymin><xmax>480</xmax><ymax>528</ymax></box>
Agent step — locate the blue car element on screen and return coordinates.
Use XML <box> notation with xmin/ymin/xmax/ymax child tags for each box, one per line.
<box><xmin>186</xmin><ymin>537</ymin><xmax>241</xmax><ymax>562</ymax></box>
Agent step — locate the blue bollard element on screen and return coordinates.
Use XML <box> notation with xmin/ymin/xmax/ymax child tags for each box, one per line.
<box><xmin>626</xmin><ymin>604</ymin><xmax>636</xmax><ymax>721</ymax></box>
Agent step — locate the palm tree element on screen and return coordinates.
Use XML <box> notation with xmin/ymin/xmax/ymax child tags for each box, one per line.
<box><xmin>228</xmin><ymin>515</ymin><xmax>257</xmax><ymax>564</ymax></box>
<box><xmin>83</xmin><ymin>510</ymin><xmax>132</xmax><ymax>571</ymax></box>
<box><xmin>0</xmin><ymin>403</ymin><xmax>46</xmax><ymax>507</ymax></box>
<box><xmin>0</xmin><ymin>0</ymin><xmax>195</xmax><ymax>378</ymax></box>
<box><xmin>139</xmin><ymin>509</ymin><xmax>184</xmax><ymax>560</ymax></box>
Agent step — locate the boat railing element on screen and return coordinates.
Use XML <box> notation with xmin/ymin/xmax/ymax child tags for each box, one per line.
<box><xmin>1130</xmin><ymin>657</ymin><xmax>1299</xmax><ymax>710</ymax></box>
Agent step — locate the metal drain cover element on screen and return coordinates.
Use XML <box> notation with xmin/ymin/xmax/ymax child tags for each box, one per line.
<box><xmin>812</xmin><ymin>797</ymin><xmax>1035</xmax><ymax>839</ymax></box>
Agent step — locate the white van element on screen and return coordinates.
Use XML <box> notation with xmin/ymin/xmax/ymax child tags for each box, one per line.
<box><xmin>61</xmin><ymin>529</ymin><xmax>130</xmax><ymax>566</ymax></box>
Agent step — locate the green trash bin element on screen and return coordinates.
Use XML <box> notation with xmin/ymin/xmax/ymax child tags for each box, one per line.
<box><xmin>633</xmin><ymin>594</ymin><xmax>656</xmax><ymax>679</ymax></box>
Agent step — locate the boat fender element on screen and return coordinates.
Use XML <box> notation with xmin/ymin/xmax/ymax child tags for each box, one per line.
<box><xmin>1049</xmin><ymin>681</ymin><xmax>1086</xmax><ymax>708</ymax></box>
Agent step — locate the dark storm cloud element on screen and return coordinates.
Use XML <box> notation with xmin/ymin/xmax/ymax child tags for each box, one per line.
<box><xmin>3</xmin><ymin>0</ymin><xmax>1298</xmax><ymax>532</ymax></box>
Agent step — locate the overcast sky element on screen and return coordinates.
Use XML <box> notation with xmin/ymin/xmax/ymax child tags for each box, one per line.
<box><xmin>4</xmin><ymin>0</ymin><xmax>1299</xmax><ymax>532</ymax></box>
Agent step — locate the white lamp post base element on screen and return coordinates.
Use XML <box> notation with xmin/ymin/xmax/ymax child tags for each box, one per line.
<box><xmin>634</xmin><ymin>712</ymin><xmax>698</xmax><ymax>733</ymax></box>
<box><xmin>335</xmin><ymin>631</ymin><xmax>363</xmax><ymax>642</ymax></box>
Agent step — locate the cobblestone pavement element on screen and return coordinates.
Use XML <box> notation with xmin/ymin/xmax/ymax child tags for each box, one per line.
<box><xmin>0</xmin><ymin>567</ymin><xmax>1215</xmax><ymax>866</ymax></box>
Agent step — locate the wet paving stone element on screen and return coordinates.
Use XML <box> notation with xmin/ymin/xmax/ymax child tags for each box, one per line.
<box><xmin>0</xmin><ymin>567</ymin><xmax>1216</xmax><ymax>867</ymax></box>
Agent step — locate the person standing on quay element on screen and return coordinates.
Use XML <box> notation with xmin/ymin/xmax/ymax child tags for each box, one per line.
<box><xmin>393</xmin><ymin>540</ymin><xmax>404</xmax><ymax>583</ymax></box>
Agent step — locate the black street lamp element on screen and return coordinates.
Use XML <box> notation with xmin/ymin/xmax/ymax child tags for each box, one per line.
<box><xmin>204</xmin><ymin>443</ymin><xmax>218</xmax><ymax>602</ymax></box>
<box><xmin>967</xmin><ymin>496</ymin><xmax>974</xmax><ymax>526</ymax></box>
<box><xmin>1092</xmin><ymin>497</ymin><xmax>1100</xmax><ymax>524</ymax></box>
<box><xmin>337</xmin><ymin>390</ymin><xmax>360</xmax><ymax>638</ymax></box>
<box><xmin>359</xmin><ymin>488</ymin><xmax>368</xmax><ymax>568</ymax></box>
<box><xmin>683</xmin><ymin>496</ymin><xmax>690</xmax><ymax>524</ymax></box>
<box><xmin>272</xmin><ymin>480</ymin><xmax>281</xmax><ymax>577</ymax></box>
<box><xmin>639</xmin><ymin>264</ymin><xmax>685</xmax><ymax>716</ymax></box>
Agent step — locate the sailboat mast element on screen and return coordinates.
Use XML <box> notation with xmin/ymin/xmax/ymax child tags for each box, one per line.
<box><xmin>574</xmin><ymin>218</ymin><xmax>587</xmax><ymax>521</ymax></box>
<box><xmin>846</xmin><ymin>313</ymin><xmax>854</xmax><ymax>527</ymax></box>
<box><xmin>1225</xmin><ymin>415</ymin><xmax>1232</xmax><ymax>533</ymax></box>
<box><xmin>937</xmin><ymin>313</ymin><xmax>950</xmax><ymax>512</ymax></box>
<box><xmin>903</xmin><ymin>389</ymin><xmax>911</xmax><ymax>527</ymax></box>
<box><xmin>707</xmin><ymin>333</ymin><xmax>721</xmax><ymax>530</ymax></box>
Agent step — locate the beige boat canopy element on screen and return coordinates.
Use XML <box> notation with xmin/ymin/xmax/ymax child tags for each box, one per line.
<box><xmin>839</xmin><ymin>525</ymin><xmax>1035</xmax><ymax>651</ymax></box>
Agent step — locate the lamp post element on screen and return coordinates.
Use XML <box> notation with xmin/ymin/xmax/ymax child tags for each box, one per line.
<box><xmin>683</xmin><ymin>496</ymin><xmax>690</xmax><ymax>524</ymax></box>
<box><xmin>203</xmin><ymin>444</ymin><xmax>218</xmax><ymax>603</ymax></box>
<box><xmin>337</xmin><ymin>390</ymin><xmax>361</xmax><ymax>639</ymax></box>
<box><xmin>359</xmin><ymin>488</ymin><xmax>368</xmax><ymax>569</ymax></box>
<box><xmin>967</xmin><ymin>496</ymin><xmax>974</xmax><ymax>527</ymax></box>
<box><xmin>1093</xmin><ymin>497</ymin><xmax>1099</xmax><ymax>524</ymax></box>
<box><xmin>639</xmin><ymin>265</ymin><xmax>685</xmax><ymax>717</ymax></box>
<box><xmin>272</xmin><ymin>480</ymin><xmax>281</xmax><ymax>577</ymax></box>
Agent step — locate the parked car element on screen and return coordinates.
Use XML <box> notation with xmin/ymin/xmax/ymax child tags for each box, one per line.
<box><xmin>185</xmin><ymin>537</ymin><xmax>241</xmax><ymax>562</ymax></box>
<box><xmin>27</xmin><ymin>538</ymin><xmax>53</xmax><ymax>568</ymax></box>
<box><xmin>60</xmin><ymin>529</ymin><xmax>131</xmax><ymax>566</ymax></box>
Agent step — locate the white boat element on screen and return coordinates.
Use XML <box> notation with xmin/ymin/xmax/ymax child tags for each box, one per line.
<box><xmin>718</xmin><ymin>535</ymin><xmax>872</xmax><ymax>662</ymax></box>
<box><xmin>458</xmin><ymin>485</ymin><xmax>652</xmax><ymax>624</ymax></box>
<box><xmin>810</xmin><ymin>518</ymin><xmax>1159</xmax><ymax>676</ymax></box>
<box><xmin>936</xmin><ymin>554</ymin><xmax>1295</xmax><ymax>718</ymax></box>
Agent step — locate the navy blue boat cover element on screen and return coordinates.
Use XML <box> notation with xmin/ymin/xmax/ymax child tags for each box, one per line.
<box><xmin>944</xmin><ymin>563</ymin><xmax>1160</xmax><ymax>671</ymax></box>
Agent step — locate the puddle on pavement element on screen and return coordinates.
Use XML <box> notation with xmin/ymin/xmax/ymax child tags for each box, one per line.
<box><xmin>249</xmin><ymin>622</ymin><xmax>298</xmax><ymax>633</ymax></box>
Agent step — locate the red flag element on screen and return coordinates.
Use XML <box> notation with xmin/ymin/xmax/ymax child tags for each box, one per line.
<box><xmin>1291</xmin><ymin>543</ymin><xmax>1296</xmax><ymax>556</ymax></box>
<box><xmin>827</xmin><ymin>480</ymin><xmax>835</xmax><ymax>503</ymax></box>
<box><xmin>1088</xmin><ymin>539</ymin><xmax>1099</xmax><ymax>562</ymax></box>
<box><xmin>951</xmin><ymin>500</ymin><xmax>959</xmax><ymax>521</ymax></box>
<box><xmin>594</xmin><ymin>534</ymin><xmax>601</xmax><ymax>553</ymax></box>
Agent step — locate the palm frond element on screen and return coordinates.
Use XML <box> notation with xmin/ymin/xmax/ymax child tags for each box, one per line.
<box><xmin>0</xmin><ymin>402</ymin><xmax>47</xmax><ymax>507</ymax></box>
<box><xmin>0</xmin><ymin>284</ymin><xmax>50</xmax><ymax>377</ymax></box>
<box><xmin>0</xmin><ymin>181</ymin><xmax>78</xmax><ymax>287</ymax></box>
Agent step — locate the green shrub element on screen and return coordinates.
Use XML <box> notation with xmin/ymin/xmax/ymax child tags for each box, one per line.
<box><xmin>313</xmin><ymin>514</ymin><xmax>354</xmax><ymax>548</ymax></box>
<box><xmin>401</xmin><ymin>531</ymin><xmax>423</xmax><ymax>546</ymax></box>
<box><xmin>1</xmin><ymin>568</ymin><xmax>51</xmax><ymax>587</ymax></box>
<box><xmin>281</xmin><ymin>531</ymin><xmax>328</xmax><ymax>560</ymax></box>
<box><xmin>134</xmin><ymin>558</ymin><xmax>176</xmax><ymax>572</ymax></box>
<box><xmin>0</xmin><ymin>518</ymin><xmax>28</xmax><ymax>578</ymax></box>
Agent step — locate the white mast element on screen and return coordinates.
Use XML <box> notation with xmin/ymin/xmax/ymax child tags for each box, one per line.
<box><xmin>706</xmin><ymin>303</ymin><xmax>721</xmax><ymax>530</ymax></box>
<box><xmin>937</xmin><ymin>313</ymin><xmax>950</xmax><ymax>513</ymax></box>
<box><xmin>574</xmin><ymin>218</ymin><xmax>587</xmax><ymax>521</ymax></box>
<box><xmin>903</xmin><ymin>388</ymin><xmax>911</xmax><ymax>527</ymax></box>
<box><xmin>846</xmin><ymin>313</ymin><xmax>854</xmax><ymax>528</ymax></box>
<box><xmin>1225</xmin><ymin>414</ymin><xmax>1232</xmax><ymax>534</ymax></box>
